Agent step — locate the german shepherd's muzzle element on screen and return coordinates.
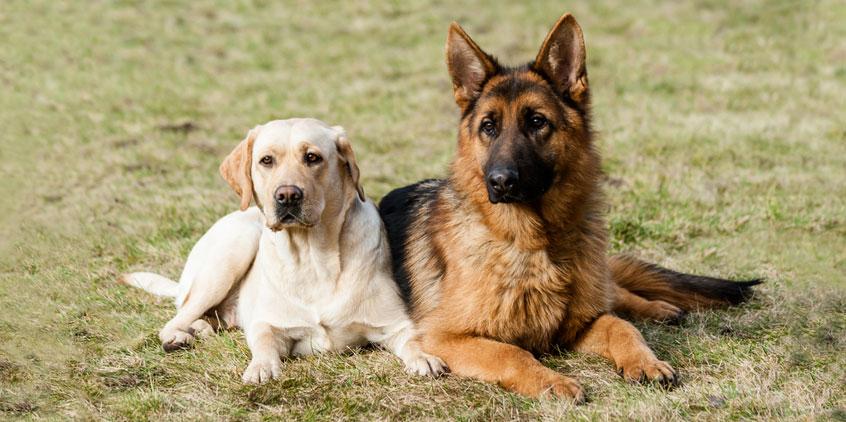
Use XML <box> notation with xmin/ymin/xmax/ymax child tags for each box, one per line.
<box><xmin>483</xmin><ymin>125</ymin><xmax>555</xmax><ymax>204</ymax></box>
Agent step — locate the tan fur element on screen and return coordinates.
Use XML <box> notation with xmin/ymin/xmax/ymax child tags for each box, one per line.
<box><xmin>399</xmin><ymin>14</ymin><xmax>680</xmax><ymax>401</ymax></box>
<box><xmin>571</xmin><ymin>315</ymin><xmax>676</xmax><ymax>381</ymax></box>
<box><xmin>220</xmin><ymin>127</ymin><xmax>259</xmax><ymax>211</ymax></box>
<box><xmin>445</xmin><ymin>22</ymin><xmax>498</xmax><ymax>110</ymax></box>
<box><xmin>334</xmin><ymin>131</ymin><xmax>365</xmax><ymax>201</ymax></box>
<box><xmin>610</xmin><ymin>255</ymin><xmax>732</xmax><ymax>311</ymax></box>
<box><xmin>612</xmin><ymin>284</ymin><xmax>683</xmax><ymax>322</ymax></box>
<box><xmin>534</xmin><ymin>14</ymin><xmax>589</xmax><ymax>103</ymax></box>
<box><xmin>121</xmin><ymin>118</ymin><xmax>446</xmax><ymax>383</ymax></box>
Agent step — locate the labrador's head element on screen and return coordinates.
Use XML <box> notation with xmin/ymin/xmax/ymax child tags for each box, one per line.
<box><xmin>219</xmin><ymin>118</ymin><xmax>364</xmax><ymax>231</ymax></box>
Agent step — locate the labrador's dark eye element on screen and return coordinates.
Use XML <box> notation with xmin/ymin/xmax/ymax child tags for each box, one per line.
<box><xmin>528</xmin><ymin>114</ymin><xmax>547</xmax><ymax>131</ymax></box>
<box><xmin>305</xmin><ymin>152</ymin><xmax>323</xmax><ymax>165</ymax></box>
<box><xmin>259</xmin><ymin>155</ymin><xmax>274</xmax><ymax>166</ymax></box>
<box><xmin>481</xmin><ymin>119</ymin><xmax>497</xmax><ymax>137</ymax></box>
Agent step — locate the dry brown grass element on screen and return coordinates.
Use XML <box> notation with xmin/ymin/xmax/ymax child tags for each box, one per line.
<box><xmin>1</xmin><ymin>0</ymin><xmax>844</xmax><ymax>419</ymax></box>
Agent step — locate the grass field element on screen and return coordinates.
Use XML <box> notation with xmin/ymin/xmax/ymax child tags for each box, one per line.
<box><xmin>1</xmin><ymin>0</ymin><xmax>845</xmax><ymax>420</ymax></box>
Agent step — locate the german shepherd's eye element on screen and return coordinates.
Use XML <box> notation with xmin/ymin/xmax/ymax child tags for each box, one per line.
<box><xmin>304</xmin><ymin>152</ymin><xmax>323</xmax><ymax>165</ymax></box>
<box><xmin>528</xmin><ymin>114</ymin><xmax>548</xmax><ymax>131</ymax></box>
<box><xmin>259</xmin><ymin>155</ymin><xmax>274</xmax><ymax>167</ymax></box>
<box><xmin>480</xmin><ymin>119</ymin><xmax>497</xmax><ymax>137</ymax></box>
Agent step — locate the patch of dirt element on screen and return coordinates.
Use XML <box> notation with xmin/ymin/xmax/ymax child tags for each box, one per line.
<box><xmin>600</xmin><ymin>173</ymin><xmax>626</xmax><ymax>188</ymax></box>
<box><xmin>0</xmin><ymin>359</ymin><xmax>20</xmax><ymax>382</ymax></box>
<box><xmin>157</xmin><ymin>121</ymin><xmax>199</xmax><ymax>134</ymax></box>
<box><xmin>113</xmin><ymin>138</ymin><xmax>140</xmax><ymax>148</ymax></box>
<box><xmin>101</xmin><ymin>373</ymin><xmax>144</xmax><ymax>390</ymax></box>
<box><xmin>0</xmin><ymin>400</ymin><xmax>37</xmax><ymax>415</ymax></box>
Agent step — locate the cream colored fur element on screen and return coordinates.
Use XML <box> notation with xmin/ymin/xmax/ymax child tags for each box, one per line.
<box><xmin>120</xmin><ymin>118</ymin><xmax>445</xmax><ymax>384</ymax></box>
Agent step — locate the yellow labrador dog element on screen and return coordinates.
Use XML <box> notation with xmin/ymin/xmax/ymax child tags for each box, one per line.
<box><xmin>120</xmin><ymin>118</ymin><xmax>445</xmax><ymax>383</ymax></box>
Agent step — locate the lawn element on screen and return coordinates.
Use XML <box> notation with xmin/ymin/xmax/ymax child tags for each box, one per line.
<box><xmin>1</xmin><ymin>0</ymin><xmax>844</xmax><ymax>420</ymax></box>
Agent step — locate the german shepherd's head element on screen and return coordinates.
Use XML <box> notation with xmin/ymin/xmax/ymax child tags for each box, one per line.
<box><xmin>447</xmin><ymin>14</ymin><xmax>598</xmax><ymax>212</ymax></box>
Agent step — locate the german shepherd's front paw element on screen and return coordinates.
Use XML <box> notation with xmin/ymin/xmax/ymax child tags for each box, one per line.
<box><xmin>542</xmin><ymin>374</ymin><xmax>585</xmax><ymax>404</ymax></box>
<box><xmin>618</xmin><ymin>358</ymin><xmax>678</xmax><ymax>387</ymax></box>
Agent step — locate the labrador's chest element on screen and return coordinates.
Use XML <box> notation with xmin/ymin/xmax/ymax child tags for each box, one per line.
<box><xmin>238</xmin><ymin>265</ymin><xmax>374</xmax><ymax>352</ymax></box>
<box><xmin>237</xmin><ymin>233</ymin><xmax>371</xmax><ymax>346</ymax></box>
<box><xmin>289</xmin><ymin>322</ymin><xmax>372</xmax><ymax>356</ymax></box>
<box><xmin>275</xmin><ymin>285</ymin><xmax>377</xmax><ymax>355</ymax></box>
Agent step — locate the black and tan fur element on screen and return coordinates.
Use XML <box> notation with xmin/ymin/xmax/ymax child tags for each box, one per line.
<box><xmin>379</xmin><ymin>13</ymin><xmax>760</xmax><ymax>401</ymax></box>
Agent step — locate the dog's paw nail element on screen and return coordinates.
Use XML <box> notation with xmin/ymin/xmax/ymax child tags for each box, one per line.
<box><xmin>160</xmin><ymin>330</ymin><xmax>195</xmax><ymax>352</ymax></box>
<box><xmin>426</xmin><ymin>356</ymin><xmax>447</xmax><ymax>377</ymax></box>
<box><xmin>666</xmin><ymin>310</ymin><xmax>687</xmax><ymax>325</ymax></box>
<box><xmin>242</xmin><ymin>358</ymin><xmax>282</xmax><ymax>384</ymax></box>
<box><xmin>649</xmin><ymin>300</ymin><xmax>685</xmax><ymax>324</ymax></box>
<box><xmin>404</xmin><ymin>353</ymin><xmax>447</xmax><ymax>377</ymax></box>
<box><xmin>620</xmin><ymin>359</ymin><xmax>678</xmax><ymax>388</ymax></box>
<box><xmin>544</xmin><ymin>375</ymin><xmax>584</xmax><ymax>404</ymax></box>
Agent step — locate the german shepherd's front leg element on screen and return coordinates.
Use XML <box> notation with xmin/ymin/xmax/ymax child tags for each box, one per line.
<box><xmin>571</xmin><ymin>314</ymin><xmax>677</xmax><ymax>385</ymax></box>
<box><xmin>423</xmin><ymin>332</ymin><xmax>584</xmax><ymax>402</ymax></box>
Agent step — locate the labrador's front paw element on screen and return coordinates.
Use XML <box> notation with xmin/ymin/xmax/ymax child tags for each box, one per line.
<box><xmin>403</xmin><ymin>352</ymin><xmax>448</xmax><ymax>377</ymax></box>
<box><xmin>242</xmin><ymin>356</ymin><xmax>283</xmax><ymax>384</ymax></box>
<box><xmin>159</xmin><ymin>327</ymin><xmax>195</xmax><ymax>352</ymax></box>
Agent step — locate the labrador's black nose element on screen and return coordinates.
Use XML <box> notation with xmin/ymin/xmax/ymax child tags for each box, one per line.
<box><xmin>275</xmin><ymin>185</ymin><xmax>303</xmax><ymax>206</ymax></box>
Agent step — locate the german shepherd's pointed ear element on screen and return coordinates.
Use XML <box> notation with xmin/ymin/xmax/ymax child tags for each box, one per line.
<box><xmin>220</xmin><ymin>125</ymin><xmax>260</xmax><ymax>211</ymax></box>
<box><xmin>446</xmin><ymin>22</ymin><xmax>499</xmax><ymax>110</ymax></box>
<box><xmin>533</xmin><ymin>14</ymin><xmax>589</xmax><ymax>103</ymax></box>
<box><xmin>332</xmin><ymin>125</ymin><xmax>365</xmax><ymax>202</ymax></box>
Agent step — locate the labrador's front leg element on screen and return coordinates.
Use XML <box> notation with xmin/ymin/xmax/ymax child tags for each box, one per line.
<box><xmin>242</xmin><ymin>321</ymin><xmax>291</xmax><ymax>384</ymax></box>
<box><xmin>159</xmin><ymin>222</ymin><xmax>259</xmax><ymax>351</ymax></box>
<box><xmin>375</xmin><ymin>320</ymin><xmax>447</xmax><ymax>377</ymax></box>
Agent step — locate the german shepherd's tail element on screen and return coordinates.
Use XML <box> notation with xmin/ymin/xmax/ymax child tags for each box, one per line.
<box><xmin>609</xmin><ymin>255</ymin><xmax>762</xmax><ymax>310</ymax></box>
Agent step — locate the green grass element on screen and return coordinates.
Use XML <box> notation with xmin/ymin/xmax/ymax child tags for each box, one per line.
<box><xmin>1</xmin><ymin>0</ymin><xmax>844</xmax><ymax>419</ymax></box>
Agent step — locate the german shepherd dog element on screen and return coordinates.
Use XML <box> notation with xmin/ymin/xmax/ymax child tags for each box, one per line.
<box><xmin>378</xmin><ymin>13</ymin><xmax>760</xmax><ymax>402</ymax></box>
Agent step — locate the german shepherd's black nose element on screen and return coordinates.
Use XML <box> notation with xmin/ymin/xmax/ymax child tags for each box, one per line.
<box><xmin>275</xmin><ymin>185</ymin><xmax>303</xmax><ymax>206</ymax></box>
<box><xmin>486</xmin><ymin>168</ymin><xmax>518</xmax><ymax>201</ymax></box>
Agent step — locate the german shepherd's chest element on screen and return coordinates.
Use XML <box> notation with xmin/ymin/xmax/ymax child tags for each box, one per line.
<box><xmin>438</xmin><ymin>207</ymin><xmax>573</xmax><ymax>352</ymax></box>
<box><xmin>379</xmin><ymin>180</ymin><xmax>587</xmax><ymax>353</ymax></box>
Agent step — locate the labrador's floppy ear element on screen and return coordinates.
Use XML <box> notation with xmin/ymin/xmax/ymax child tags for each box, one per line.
<box><xmin>219</xmin><ymin>126</ymin><xmax>260</xmax><ymax>211</ymax></box>
<box><xmin>332</xmin><ymin>126</ymin><xmax>365</xmax><ymax>202</ymax></box>
<box><xmin>533</xmin><ymin>13</ymin><xmax>589</xmax><ymax>104</ymax></box>
<box><xmin>446</xmin><ymin>22</ymin><xmax>499</xmax><ymax>110</ymax></box>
